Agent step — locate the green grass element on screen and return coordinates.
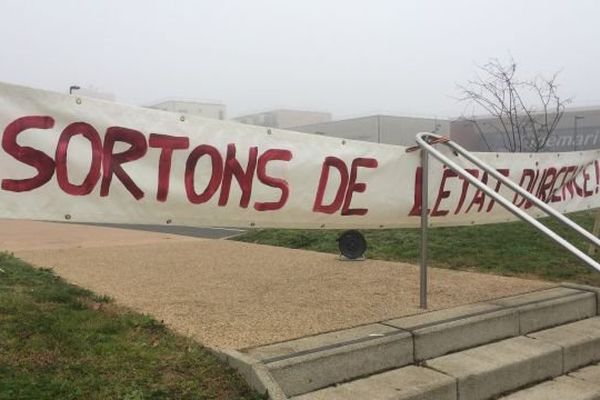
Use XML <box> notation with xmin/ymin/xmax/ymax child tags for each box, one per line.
<box><xmin>0</xmin><ymin>252</ymin><xmax>264</xmax><ymax>400</ymax></box>
<box><xmin>233</xmin><ymin>211</ymin><xmax>600</xmax><ymax>286</ymax></box>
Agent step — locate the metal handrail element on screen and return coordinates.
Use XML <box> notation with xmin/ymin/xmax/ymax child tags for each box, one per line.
<box><xmin>412</xmin><ymin>132</ymin><xmax>600</xmax><ymax>309</ymax></box>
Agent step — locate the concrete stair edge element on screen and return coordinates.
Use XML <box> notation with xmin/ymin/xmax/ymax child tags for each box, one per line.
<box><xmin>296</xmin><ymin>317</ymin><xmax>600</xmax><ymax>400</ymax></box>
<box><xmin>498</xmin><ymin>363</ymin><xmax>600</xmax><ymax>399</ymax></box>
<box><xmin>223</xmin><ymin>284</ymin><xmax>600</xmax><ymax>399</ymax></box>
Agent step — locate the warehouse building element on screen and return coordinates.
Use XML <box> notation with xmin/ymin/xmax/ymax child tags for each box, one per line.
<box><xmin>450</xmin><ymin>107</ymin><xmax>600</xmax><ymax>152</ymax></box>
<box><xmin>291</xmin><ymin>115</ymin><xmax>449</xmax><ymax>146</ymax></box>
<box><xmin>150</xmin><ymin>98</ymin><xmax>600</xmax><ymax>152</ymax></box>
<box><xmin>148</xmin><ymin>100</ymin><xmax>226</xmax><ymax>120</ymax></box>
<box><xmin>233</xmin><ymin>109</ymin><xmax>331</xmax><ymax>129</ymax></box>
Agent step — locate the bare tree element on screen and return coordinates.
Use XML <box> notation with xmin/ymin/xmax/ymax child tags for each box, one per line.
<box><xmin>458</xmin><ymin>58</ymin><xmax>571</xmax><ymax>152</ymax></box>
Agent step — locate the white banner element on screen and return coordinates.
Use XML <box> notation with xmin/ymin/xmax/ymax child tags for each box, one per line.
<box><xmin>0</xmin><ymin>82</ymin><xmax>599</xmax><ymax>229</ymax></box>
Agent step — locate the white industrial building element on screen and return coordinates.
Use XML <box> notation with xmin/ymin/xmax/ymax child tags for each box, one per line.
<box><xmin>289</xmin><ymin>109</ymin><xmax>600</xmax><ymax>152</ymax></box>
<box><xmin>233</xmin><ymin>109</ymin><xmax>449</xmax><ymax>146</ymax></box>
<box><xmin>233</xmin><ymin>109</ymin><xmax>331</xmax><ymax>129</ymax></box>
<box><xmin>149</xmin><ymin>100</ymin><xmax>226</xmax><ymax>120</ymax></box>
<box><xmin>291</xmin><ymin>115</ymin><xmax>449</xmax><ymax>146</ymax></box>
<box><xmin>147</xmin><ymin>96</ymin><xmax>600</xmax><ymax>152</ymax></box>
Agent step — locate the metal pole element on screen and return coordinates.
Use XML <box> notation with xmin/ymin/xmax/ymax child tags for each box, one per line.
<box><xmin>589</xmin><ymin>208</ymin><xmax>600</xmax><ymax>256</ymax></box>
<box><xmin>420</xmin><ymin>149</ymin><xmax>429</xmax><ymax>309</ymax></box>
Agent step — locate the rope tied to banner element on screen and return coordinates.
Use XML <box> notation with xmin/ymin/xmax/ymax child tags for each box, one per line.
<box><xmin>405</xmin><ymin>135</ymin><xmax>450</xmax><ymax>153</ymax></box>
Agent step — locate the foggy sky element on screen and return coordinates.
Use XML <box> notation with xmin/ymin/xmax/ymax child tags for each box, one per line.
<box><xmin>1</xmin><ymin>0</ymin><xmax>599</xmax><ymax>120</ymax></box>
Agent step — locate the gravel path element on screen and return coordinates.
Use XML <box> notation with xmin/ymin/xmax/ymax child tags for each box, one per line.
<box><xmin>2</xmin><ymin>220</ymin><xmax>552</xmax><ymax>349</ymax></box>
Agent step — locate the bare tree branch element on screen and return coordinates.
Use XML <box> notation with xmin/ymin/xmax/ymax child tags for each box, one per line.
<box><xmin>457</xmin><ymin>58</ymin><xmax>570</xmax><ymax>152</ymax></box>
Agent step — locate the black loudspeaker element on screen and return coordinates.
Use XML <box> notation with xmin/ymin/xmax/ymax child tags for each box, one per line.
<box><xmin>337</xmin><ymin>230</ymin><xmax>367</xmax><ymax>260</ymax></box>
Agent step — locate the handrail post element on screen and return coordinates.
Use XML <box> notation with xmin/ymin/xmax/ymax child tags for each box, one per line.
<box><xmin>420</xmin><ymin>149</ymin><xmax>429</xmax><ymax>309</ymax></box>
<box><xmin>589</xmin><ymin>208</ymin><xmax>600</xmax><ymax>255</ymax></box>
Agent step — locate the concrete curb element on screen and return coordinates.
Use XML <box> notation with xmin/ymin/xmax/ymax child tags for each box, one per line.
<box><xmin>384</xmin><ymin>302</ymin><xmax>519</xmax><ymax>361</ymax></box>
<box><xmin>265</xmin><ymin>330</ymin><xmax>413</xmax><ymax>397</ymax></box>
<box><xmin>561</xmin><ymin>282</ymin><xmax>600</xmax><ymax>315</ymax></box>
<box><xmin>208</xmin><ymin>347</ymin><xmax>287</xmax><ymax>400</ymax></box>
<box><xmin>490</xmin><ymin>286</ymin><xmax>597</xmax><ymax>333</ymax></box>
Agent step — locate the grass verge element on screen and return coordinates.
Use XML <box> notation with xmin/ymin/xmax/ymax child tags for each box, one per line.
<box><xmin>0</xmin><ymin>252</ymin><xmax>264</xmax><ymax>400</ymax></box>
<box><xmin>233</xmin><ymin>211</ymin><xmax>600</xmax><ymax>286</ymax></box>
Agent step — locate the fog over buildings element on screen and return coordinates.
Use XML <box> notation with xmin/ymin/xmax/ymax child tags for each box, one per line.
<box><xmin>1</xmin><ymin>0</ymin><xmax>599</xmax><ymax>151</ymax></box>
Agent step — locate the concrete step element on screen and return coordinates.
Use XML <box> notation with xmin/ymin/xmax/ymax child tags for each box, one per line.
<box><xmin>499</xmin><ymin>363</ymin><xmax>600</xmax><ymax>400</ymax></box>
<box><xmin>296</xmin><ymin>317</ymin><xmax>600</xmax><ymax>400</ymax></box>
<box><xmin>245</xmin><ymin>323</ymin><xmax>414</xmax><ymax>398</ymax></box>
<box><xmin>528</xmin><ymin>316</ymin><xmax>600</xmax><ymax>372</ymax></box>
<box><xmin>424</xmin><ymin>316</ymin><xmax>600</xmax><ymax>400</ymax></box>
<box><xmin>228</xmin><ymin>284</ymin><xmax>600</xmax><ymax>399</ymax></box>
<box><xmin>488</xmin><ymin>285</ymin><xmax>596</xmax><ymax>334</ymax></box>
<box><xmin>292</xmin><ymin>365</ymin><xmax>457</xmax><ymax>400</ymax></box>
<box><xmin>426</xmin><ymin>335</ymin><xmax>563</xmax><ymax>400</ymax></box>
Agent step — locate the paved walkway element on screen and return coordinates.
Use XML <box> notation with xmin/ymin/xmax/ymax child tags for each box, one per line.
<box><xmin>1</xmin><ymin>219</ymin><xmax>552</xmax><ymax>349</ymax></box>
<box><xmin>83</xmin><ymin>222</ymin><xmax>245</xmax><ymax>239</ymax></box>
